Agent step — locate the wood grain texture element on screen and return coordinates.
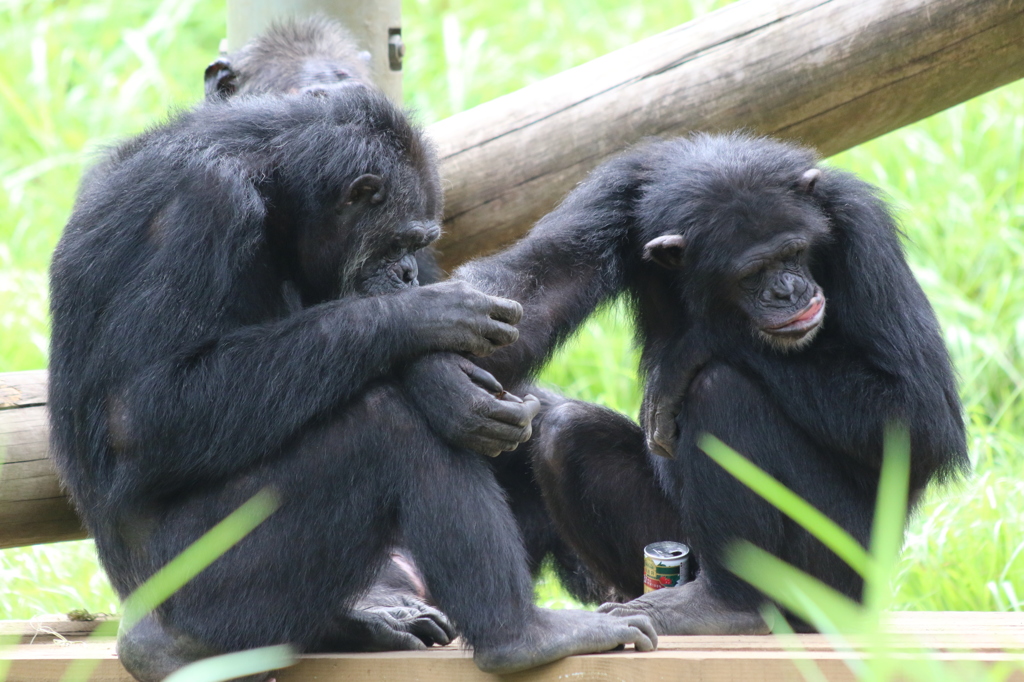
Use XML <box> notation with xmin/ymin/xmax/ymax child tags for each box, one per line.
<box><xmin>0</xmin><ymin>372</ymin><xmax>87</xmax><ymax>549</ymax></box>
<box><xmin>0</xmin><ymin>370</ymin><xmax>47</xmax><ymax>410</ymax></box>
<box><xmin>3</xmin><ymin>613</ymin><xmax>1022</xmax><ymax>682</ymax></box>
<box><xmin>1</xmin><ymin>617</ymin><xmax>114</xmax><ymax>644</ymax></box>
<box><xmin>427</xmin><ymin>0</ymin><xmax>1024</xmax><ymax>269</ymax></box>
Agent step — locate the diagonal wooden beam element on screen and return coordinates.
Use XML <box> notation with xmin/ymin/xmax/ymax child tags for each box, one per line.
<box><xmin>428</xmin><ymin>0</ymin><xmax>1024</xmax><ymax>269</ymax></box>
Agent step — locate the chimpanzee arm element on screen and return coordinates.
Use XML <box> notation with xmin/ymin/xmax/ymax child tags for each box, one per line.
<box><xmin>51</xmin><ymin>160</ymin><xmax>522</xmax><ymax>494</ymax></box>
<box><xmin>450</xmin><ymin>151</ymin><xmax>649</xmax><ymax>388</ymax></box>
<box><xmin>746</xmin><ymin>172</ymin><xmax>967</xmax><ymax>482</ymax></box>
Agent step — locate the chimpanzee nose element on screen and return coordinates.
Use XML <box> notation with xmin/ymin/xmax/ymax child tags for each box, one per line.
<box><xmin>771</xmin><ymin>273</ymin><xmax>799</xmax><ymax>300</ymax></box>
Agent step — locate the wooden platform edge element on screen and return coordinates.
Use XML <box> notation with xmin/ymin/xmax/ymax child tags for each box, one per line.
<box><xmin>2</xmin><ymin>612</ymin><xmax>1022</xmax><ymax>682</ymax></box>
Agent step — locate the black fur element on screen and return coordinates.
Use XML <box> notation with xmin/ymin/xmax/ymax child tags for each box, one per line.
<box><xmin>48</xmin><ymin>90</ymin><xmax>543</xmax><ymax>670</ymax></box>
<box><xmin>455</xmin><ymin>132</ymin><xmax>968</xmax><ymax>621</ymax></box>
<box><xmin>206</xmin><ymin>16</ymin><xmax>444</xmax><ymax>285</ymax></box>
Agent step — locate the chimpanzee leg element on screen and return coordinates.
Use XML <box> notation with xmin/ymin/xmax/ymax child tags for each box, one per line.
<box><xmin>376</xmin><ymin>386</ymin><xmax>656</xmax><ymax>673</ymax></box>
<box><xmin>600</xmin><ymin>364</ymin><xmax>871</xmax><ymax>634</ymax></box>
<box><xmin>115</xmin><ymin>386</ymin><xmax>453</xmax><ymax>682</ymax></box>
<box><xmin>531</xmin><ymin>399</ymin><xmax>686</xmax><ymax>601</ymax></box>
<box><xmin>117</xmin><ymin>385</ymin><xmax>656</xmax><ymax>680</ymax></box>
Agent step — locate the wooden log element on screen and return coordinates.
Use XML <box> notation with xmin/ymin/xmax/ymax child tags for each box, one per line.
<box><xmin>428</xmin><ymin>0</ymin><xmax>1024</xmax><ymax>269</ymax></box>
<box><xmin>0</xmin><ymin>371</ymin><xmax>87</xmax><ymax>549</ymax></box>
<box><xmin>2</xmin><ymin>613</ymin><xmax>1023</xmax><ymax>682</ymax></box>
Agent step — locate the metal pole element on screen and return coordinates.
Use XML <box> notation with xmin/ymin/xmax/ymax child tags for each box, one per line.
<box><xmin>226</xmin><ymin>0</ymin><xmax>403</xmax><ymax>103</ymax></box>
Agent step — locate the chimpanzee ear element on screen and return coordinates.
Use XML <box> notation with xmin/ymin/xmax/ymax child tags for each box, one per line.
<box><xmin>344</xmin><ymin>174</ymin><xmax>386</xmax><ymax>206</ymax></box>
<box><xmin>643</xmin><ymin>234</ymin><xmax>687</xmax><ymax>270</ymax></box>
<box><xmin>798</xmin><ymin>168</ymin><xmax>821</xmax><ymax>194</ymax></box>
<box><xmin>204</xmin><ymin>58</ymin><xmax>237</xmax><ymax>101</ymax></box>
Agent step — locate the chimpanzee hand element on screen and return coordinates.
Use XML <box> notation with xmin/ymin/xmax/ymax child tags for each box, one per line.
<box><xmin>392</xmin><ymin>281</ymin><xmax>524</xmax><ymax>357</ymax></box>
<box><xmin>640</xmin><ymin>391</ymin><xmax>679</xmax><ymax>460</ymax></box>
<box><xmin>404</xmin><ymin>353</ymin><xmax>541</xmax><ymax>457</ymax></box>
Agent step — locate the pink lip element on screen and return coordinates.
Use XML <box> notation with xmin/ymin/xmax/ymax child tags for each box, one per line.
<box><xmin>766</xmin><ymin>294</ymin><xmax>825</xmax><ymax>335</ymax></box>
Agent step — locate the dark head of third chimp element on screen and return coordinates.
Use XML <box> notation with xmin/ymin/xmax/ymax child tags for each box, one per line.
<box><xmin>633</xmin><ymin>134</ymin><xmax>838</xmax><ymax>352</ymax></box>
<box><xmin>205</xmin><ymin>16</ymin><xmax>372</xmax><ymax>100</ymax></box>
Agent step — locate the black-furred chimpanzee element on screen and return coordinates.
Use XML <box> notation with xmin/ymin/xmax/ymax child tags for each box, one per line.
<box><xmin>200</xmin><ymin>14</ymin><xmax>537</xmax><ymax>626</ymax></box>
<box><xmin>434</xmin><ymin>132</ymin><xmax>968</xmax><ymax>633</ymax></box>
<box><xmin>201</xmin><ymin>17</ymin><xmax>614</xmax><ymax>600</ymax></box>
<box><xmin>203</xmin><ymin>14</ymin><xmax>575</xmax><ymax>612</ymax></box>
<box><xmin>48</xmin><ymin>89</ymin><xmax>657</xmax><ymax>682</ymax></box>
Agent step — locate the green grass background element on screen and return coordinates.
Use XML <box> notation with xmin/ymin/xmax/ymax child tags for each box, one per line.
<box><xmin>1</xmin><ymin>0</ymin><xmax>1022</xmax><ymax>619</ymax></box>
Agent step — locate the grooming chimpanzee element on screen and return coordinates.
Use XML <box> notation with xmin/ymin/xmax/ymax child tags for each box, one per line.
<box><xmin>437</xmin><ymin>132</ymin><xmax>967</xmax><ymax>632</ymax></box>
<box><xmin>202</xmin><ymin>16</ymin><xmax>609</xmax><ymax>601</ymax></box>
<box><xmin>48</xmin><ymin>90</ymin><xmax>657</xmax><ymax>681</ymax></box>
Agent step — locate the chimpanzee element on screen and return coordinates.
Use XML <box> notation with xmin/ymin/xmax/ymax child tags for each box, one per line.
<box><xmin>433</xmin><ymin>132</ymin><xmax>968</xmax><ymax>632</ymax></box>
<box><xmin>204</xmin><ymin>15</ymin><xmax>370</xmax><ymax>99</ymax></box>
<box><xmin>48</xmin><ymin>89</ymin><xmax>657</xmax><ymax>682</ymax></box>
<box><xmin>201</xmin><ymin>16</ymin><xmax>609</xmax><ymax>602</ymax></box>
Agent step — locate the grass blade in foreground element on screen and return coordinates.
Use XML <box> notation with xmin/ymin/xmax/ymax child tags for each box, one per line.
<box><xmin>865</xmin><ymin>427</ymin><xmax>910</xmax><ymax>613</ymax></box>
<box><xmin>163</xmin><ymin>644</ymin><xmax>296</xmax><ymax>682</ymax></box>
<box><xmin>699</xmin><ymin>434</ymin><xmax>873</xmax><ymax>578</ymax></box>
<box><xmin>726</xmin><ymin>542</ymin><xmax>867</xmax><ymax>634</ymax></box>
<box><xmin>58</xmin><ymin>488</ymin><xmax>281</xmax><ymax>682</ymax></box>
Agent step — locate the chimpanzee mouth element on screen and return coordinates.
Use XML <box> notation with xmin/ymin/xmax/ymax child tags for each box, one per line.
<box><xmin>764</xmin><ymin>293</ymin><xmax>826</xmax><ymax>338</ymax></box>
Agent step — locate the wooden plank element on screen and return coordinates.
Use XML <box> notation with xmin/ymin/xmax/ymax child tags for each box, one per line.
<box><xmin>3</xmin><ymin>613</ymin><xmax>1023</xmax><ymax>682</ymax></box>
<box><xmin>428</xmin><ymin>0</ymin><xmax>1024</xmax><ymax>268</ymax></box>
<box><xmin>0</xmin><ymin>618</ymin><xmax>114</xmax><ymax>644</ymax></box>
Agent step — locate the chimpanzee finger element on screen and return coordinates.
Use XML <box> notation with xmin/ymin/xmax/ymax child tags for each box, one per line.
<box><xmin>486</xmin><ymin>295</ymin><xmax>523</xmax><ymax>326</ymax></box>
<box><xmin>476</xmin><ymin>393</ymin><xmax>540</xmax><ymax>428</ymax></box>
<box><xmin>652</xmin><ymin>412</ymin><xmax>678</xmax><ymax>459</ymax></box>
<box><xmin>423</xmin><ymin>606</ymin><xmax>458</xmax><ymax>642</ymax></box>
<box><xmin>623</xmin><ymin>615</ymin><xmax>658</xmax><ymax>651</ymax></box>
<box><xmin>407</xmin><ymin>613</ymin><xmax>454</xmax><ymax>647</ymax></box>
<box><xmin>647</xmin><ymin>436</ymin><xmax>674</xmax><ymax>460</ymax></box>
<box><xmin>478</xmin><ymin>320</ymin><xmax>519</xmax><ymax>352</ymax></box>
<box><xmin>467</xmin><ymin>419</ymin><xmax>532</xmax><ymax>446</ymax></box>
<box><xmin>459</xmin><ymin>362</ymin><xmax>505</xmax><ymax>395</ymax></box>
<box><xmin>596</xmin><ymin>601</ymin><xmax>629</xmax><ymax>615</ymax></box>
<box><xmin>386</xmin><ymin>630</ymin><xmax>429</xmax><ymax>651</ymax></box>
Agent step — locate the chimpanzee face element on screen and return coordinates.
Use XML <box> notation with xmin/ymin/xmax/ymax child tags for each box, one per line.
<box><xmin>291</xmin><ymin>170</ymin><xmax>441</xmax><ymax>302</ymax></box>
<box><xmin>642</xmin><ymin>167</ymin><xmax>831</xmax><ymax>352</ymax></box>
<box><xmin>730</xmin><ymin>233</ymin><xmax>825</xmax><ymax>351</ymax></box>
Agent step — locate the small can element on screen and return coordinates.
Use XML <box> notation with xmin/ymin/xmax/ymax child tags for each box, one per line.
<box><xmin>643</xmin><ymin>541</ymin><xmax>690</xmax><ymax>593</ymax></box>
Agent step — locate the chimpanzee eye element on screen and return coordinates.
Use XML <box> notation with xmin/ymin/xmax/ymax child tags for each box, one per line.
<box><xmin>738</xmin><ymin>271</ymin><xmax>761</xmax><ymax>290</ymax></box>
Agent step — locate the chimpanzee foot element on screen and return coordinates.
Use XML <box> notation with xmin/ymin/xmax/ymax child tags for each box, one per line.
<box><xmin>116</xmin><ymin>613</ymin><xmax>273</xmax><ymax>682</ymax></box>
<box><xmin>347</xmin><ymin>597</ymin><xmax>456</xmax><ymax>650</ymax></box>
<box><xmin>472</xmin><ymin>608</ymin><xmax>657</xmax><ymax>674</ymax></box>
<box><xmin>596</xmin><ymin>575</ymin><xmax>771</xmax><ymax>635</ymax></box>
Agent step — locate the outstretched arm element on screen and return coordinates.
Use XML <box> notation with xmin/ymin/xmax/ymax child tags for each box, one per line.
<box><xmin>451</xmin><ymin>150</ymin><xmax>650</xmax><ymax>388</ymax></box>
